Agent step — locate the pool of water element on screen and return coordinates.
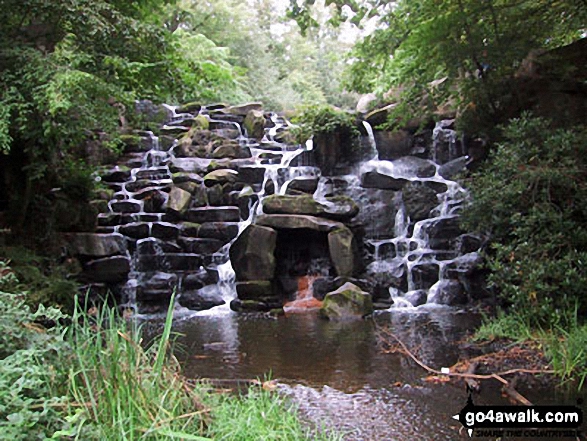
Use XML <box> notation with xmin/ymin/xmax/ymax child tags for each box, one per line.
<box><xmin>143</xmin><ymin>307</ymin><xmax>585</xmax><ymax>440</ymax></box>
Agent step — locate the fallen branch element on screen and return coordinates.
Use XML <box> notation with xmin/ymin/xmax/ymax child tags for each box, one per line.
<box><xmin>379</xmin><ymin>329</ymin><xmax>553</xmax><ymax>404</ymax></box>
<box><xmin>502</xmin><ymin>376</ymin><xmax>533</xmax><ymax>406</ymax></box>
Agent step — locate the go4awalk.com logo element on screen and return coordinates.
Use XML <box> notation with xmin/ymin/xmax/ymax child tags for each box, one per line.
<box><xmin>452</xmin><ymin>394</ymin><xmax>584</xmax><ymax>438</ymax></box>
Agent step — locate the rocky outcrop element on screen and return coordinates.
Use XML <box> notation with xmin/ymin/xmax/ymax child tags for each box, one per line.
<box><xmin>320</xmin><ymin>282</ymin><xmax>374</xmax><ymax>320</ymax></box>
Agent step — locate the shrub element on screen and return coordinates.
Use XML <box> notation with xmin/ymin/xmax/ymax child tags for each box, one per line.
<box><xmin>462</xmin><ymin>115</ymin><xmax>587</xmax><ymax>327</ymax></box>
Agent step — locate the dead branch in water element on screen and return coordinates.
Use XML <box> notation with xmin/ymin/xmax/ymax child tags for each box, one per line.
<box><xmin>378</xmin><ymin>328</ymin><xmax>553</xmax><ymax>405</ymax></box>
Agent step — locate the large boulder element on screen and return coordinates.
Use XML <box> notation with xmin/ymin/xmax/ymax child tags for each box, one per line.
<box><xmin>262</xmin><ymin>194</ymin><xmax>359</xmax><ymax>221</ymax></box>
<box><xmin>244</xmin><ymin>109</ymin><xmax>266</xmax><ymax>140</ymax></box>
<box><xmin>83</xmin><ymin>256</ymin><xmax>130</xmax><ymax>283</ymax></box>
<box><xmin>229</xmin><ymin>224</ymin><xmax>277</xmax><ymax>281</ymax></box>
<box><xmin>61</xmin><ymin>233</ymin><xmax>127</xmax><ymax>258</ymax></box>
<box><xmin>320</xmin><ymin>282</ymin><xmax>373</xmax><ymax>320</ymax></box>
<box><xmin>361</xmin><ymin>171</ymin><xmax>408</xmax><ymax>190</ymax></box>
<box><xmin>328</xmin><ymin>227</ymin><xmax>357</xmax><ymax>277</ymax></box>
<box><xmin>204</xmin><ymin>169</ymin><xmax>239</xmax><ymax>187</ymax></box>
<box><xmin>402</xmin><ymin>182</ymin><xmax>439</xmax><ymax>221</ymax></box>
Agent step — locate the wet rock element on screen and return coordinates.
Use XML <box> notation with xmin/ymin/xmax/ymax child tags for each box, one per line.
<box><xmin>151</xmin><ymin>222</ymin><xmax>180</xmax><ymax>240</ymax></box>
<box><xmin>179</xmin><ymin>222</ymin><xmax>200</xmax><ymax>238</ymax></box>
<box><xmin>424</xmin><ymin>181</ymin><xmax>449</xmax><ymax>194</ymax></box>
<box><xmin>101</xmin><ymin>167</ymin><xmax>131</xmax><ymax>183</ymax></box>
<box><xmin>61</xmin><ymin>233</ymin><xmax>127</xmax><ymax>258</ymax></box>
<box><xmin>238</xmin><ymin>166</ymin><xmax>266</xmax><ymax>184</ymax></box>
<box><xmin>230</xmin><ymin>225</ymin><xmax>277</xmax><ymax>281</ymax></box>
<box><xmin>404</xmin><ymin>290</ymin><xmax>428</xmax><ymax>307</ymax></box>
<box><xmin>256</xmin><ymin>214</ymin><xmax>344</xmax><ymax>232</ymax></box>
<box><xmin>244</xmin><ymin>109</ymin><xmax>266</xmax><ymax>140</ymax></box>
<box><xmin>392</xmin><ymin>156</ymin><xmax>437</xmax><ymax>178</ymax></box>
<box><xmin>328</xmin><ymin>227</ymin><xmax>357</xmax><ymax>277</ymax></box>
<box><xmin>411</xmin><ymin>263</ymin><xmax>439</xmax><ymax>290</ymax></box>
<box><xmin>320</xmin><ymin>282</ymin><xmax>373</xmax><ymax>320</ymax></box>
<box><xmin>141</xmin><ymin>190</ymin><xmax>167</xmax><ymax>213</ymax></box>
<box><xmin>178</xmin><ymin>237</ymin><xmax>224</xmax><ymax>254</ymax></box>
<box><xmin>204</xmin><ymin>169</ymin><xmax>239</xmax><ymax>187</ymax></box>
<box><xmin>230</xmin><ymin>299</ymin><xmax>282</xmax><ymax>313</ymax></box>
<box><xmin>365</xmin><ymin>104</ymin><xmax>397</xmax><ymax>126</ymax></box>
<box><xmin>83</xmin><ymin>256</ymin><xmax>130</xmax><ymax>283</ymax></box>
<box><xmin>183</xmin><ymin>268</ymin><xmax>219</xmax><ymax>290</ymax></box>
<box><xmin>136</xmin><ymin>273</ymin><xmax>178</xmax><ymax>302</ymax></box>
<box><xmin>428</xmin><ymin>280</ymin><xmax>467</xmax><ymax>305</ymax></box>
<box><xmin>285</xmin><ymin>177</ymin><xmax>319</xmax><ymax>194</ymax></box>
<box><xmin>176</xmin><ymin>102</ymin><xmax>202</xmax><ymax>114</ymax></box>
<box><xmin>136</xmin><ymin>253</ymin><xmax>202</xmax><ymax>272</ymax></box>
<box><xmin>198</xmin><ymin>222</ymin><xmax>239</xmax><ymax>243</ymax></box>
<box><xmin>289</xmin><ymin>150</ymin><xmax>315</xmax><ymax>167</ymax></box>
<box><xmin>110</xmin><ymin>201</ymin><xmax>142</xmax><ymax>214</ymax></box>
<box><xmin>438</xmin><ymin>156</ymin><xmax>468</xmax><ymax>179</ymax></box>
<box><xmin>187</xmin><ymin>207</ymin><xmax>240</xmax><ymax>223</ymax></box>
<box><xmin>166</xmin><ymin>187</ymin><xmax>192</xmax><ymax>215</ymax></box>
<box><xmin>374</xmin><ymin>130</ymin><xmax>413</xmax><ymax>160</ymax></box>
<box><xmin>136</xmin><ymin>238</ymin><xmax>182</xmax><ymax>254</ymax></box>
<box><xmin>236</xmin><ymin>281</ymin><xmax>275</xmax><ymax>300</ymax></box>
<box><xmin>424</xmin><ymin>216</ymin><xmax>462</xmax><ymax>250</ymax></box>
<box><xmin>172</xmin><ymin>172</ymin><xmax>203</xmax><ymax>185</ymax></box>
<box><xmin>361</xmin><ymin>171</ymin><xmax>408</xmax><ymax>190</ymax></box>
<box><xmin>119</xmin><ymin>222</ymin><xmax>150</xmax><ymax>239</ymax></box>
<box><xmin>212</xmin><ymin>143</ymin><xmax>251</xmax><ymax>159</ymax></box>
<box><xmin>178</xmin><ymin>285</ymin><xmax>225</xmax><ymax>311</ymax></box>
<box><xmin>262</xmin><ymin>194</ymin><xmax>359</xmax><ymax>221</ymax></box>
<box><xmin>402</xmin><ymin>182</ymin><xmax>439</xmax><ymax>221</ymax></box>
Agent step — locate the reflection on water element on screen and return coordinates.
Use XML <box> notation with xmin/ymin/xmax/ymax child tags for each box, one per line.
<box><xmin>142</xmin><ymin>309</ymin><xmax>586</xmax><ymax>441</ymax></box>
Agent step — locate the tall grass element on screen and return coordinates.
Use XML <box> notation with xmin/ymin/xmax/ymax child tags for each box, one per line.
<box><xmin>61</xmin><ymin>294</ymin><xmax>340</xmax><ymax>440</ymax></box>
<box><xmin>61</xmin><ymin>294</ymin><xmax>211</xmax><ymax>440</ymax></box>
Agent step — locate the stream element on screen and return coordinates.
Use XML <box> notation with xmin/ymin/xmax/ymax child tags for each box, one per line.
<box><xmin>143</xmin><ymin>307</ymin><xmax>585</xmax><ymax>440</ymax></box>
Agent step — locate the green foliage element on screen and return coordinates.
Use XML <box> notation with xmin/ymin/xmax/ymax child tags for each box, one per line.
<box><xmin>291</xmin><ymin>104</ymin><xmax>360</xmax><ymax>143</ymax></box>
<box><xmin>0</xmin><ymin>280</ymin><xmax>69</xmax><ymax>440</ymax></box>
<box><xmin>462</xmin><ymin>115</ymin><xmax>587</xmax><ymax>327</ymax></box>
<box><xmin>0</xmin><ymin>248</ymin><xmax>79</xmax><ymax>311</ymax></box>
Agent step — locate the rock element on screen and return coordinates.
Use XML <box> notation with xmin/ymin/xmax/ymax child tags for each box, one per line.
<box><xmin>402</xmin><ymin>182</ymin><xmax>439</xmax><ymax>221</ymax></box>
<box><xmin>110</xmin><ymin>201</ymin><xmax>142</xmax><ymax>214</ymax></box>
<box><xmin>119</xmin><ymin>223</ymin><xmax>150</xmax><ymax>239</ymax></box>
<box><xmin>227</xmin><ymin>102</ymin><xmax>263</xmax><ymax>116</ymax></box>
<box><xmin>183</xmin><ymin>268</ymin><xmax>218</xmax><ymax>290</ymax></box>
<box><xmin>83</xmin><ymin>256</ymin><xmax>131</xmax><ymax>283</ymax></box>
<box><xmin>178</xmin><ymin>285</ymin><xmax>225</xmax><ymax>311</ymax></box>
<box><xmin>285</xmin><ymin>177</ymin><xmax>319</xmax><ymax>194</ymax></box>
<box><xmin>178</xmin><ymin>237</ymin><xmax>224</xmax><ymax>254</ymax></box>
<box><xmin>424</xmin><ymin>216</ymin><xmax>462</xmax><ymax>250</ymax></box>
<box><xmin>136</xmin><ymin>238</ymin><xmax>182</xmax><ymax>254</ymax></box>
<box><xmin>262</xmin><ymin>194</ymin><xmax>359</xmax><ymax>221</ymax></box>
<box><xmin>328</xmin><ymin>227</ymin><xmax>357</xmax><ymax>277</ymax></box>
<box><xmin>236</xmin><ymin>281</ymin><xmax>275</xmax><ymax>300</ymax></box>
<box><xmin>172</xmin><ymin>172</ymin><xmax>203</xmax><ymax>185</ymax></box>
<box><xmin>411</xmin><ymin>263</ymin><xmax>439</xmax><ymax>290</ymax></box>
<box><xmin>320</xmin><ymin>282</ymin><xmax>373</xmax><ymax>320</ymax></box>
<box><xmin>212</xmin><ymin>143</ymin><xmax>251</xmax><ymax>159</ymax></box>
<box><xmin>179</xmin><ymin>222</ymin><xmax>200</xmax><ymax>237</ymax></box>
<box><xmin>256</xmin><ymin>214</ymin><xmax>345</xmax><ymax>232</ymax></box>
<box><xmin>101</xmin><ymin>167</ymin><xmax>131</xmax><ymax>183</ymax></box>
<box><xmin>230</xmin><ymin>299</ymin><xmax>282</xmax><ymax>313</ymax></box>
<box><xmin>365</xmin><ymin>103</ymin><xmax>397</xmax><ymax>126</ymax></box>
<box><xmin>187</xmin><ymin>207</ymin><xmax>240</xmax><ymax>223</ymax></box>
<box><xmin>356</xmin><ymin>93</ymin><xmax>378</xmax><ymax>113</ymax></box>
<box><xmin>198</xmin><ymin>222</ymin><xmax>239</xmax><ymax>243</ymax></box>
<box><xmin>151</xmin><ymin>222</ymin><xmax>180</xmax><ymax>240</ymax></box>
<box><xmin>438</xmin><ymin>156</ymin><xmax>468</xmax><ymax>179</ymax></box>
<box><xmin>392</xmin><ymin>156</ymin><xmax>437</xmax><ymax>178</ymax></box>
<box><xmin>229</xmin><ymin>225</ymin><xmax>277</xmax><ymax>281</ymax></box>
<box><xmin>374</xmin><ymin>130</ymin><xmax>413</xmax><ymax>160</ymax></box>
<box><xmin>165</xmin><ymin>187</ymin><xmax>192</xmax><ymax>215</ymax></box>
<box><xmin>361</xmin><ymin>171</ymin><xmax>408</xmax><ymax>190</ymax></box>
<box><xmin>136</xmin><ymin>273</ymin><xmax>178</xmax><ymax>302</ymax></box>
<box><xmin>428</xmin><ymin>280</ymin><xmax>467</xmax><ymax>305</ymax></box>
<box><xmin>62</xmin><ymin>233</ymin><xmax>127</xmax><ymax>258</ymax></box>
<box><xmin>142</xmin><ymin>190</ymin><xmax>167</xmax><ymax>213</ymax></box>
<box><xmin>244</xmin><ymin>109</ymin><xmax>266</xmax><ymax>140</ymax></box>
<box><xmin>404</xmin><ymin>290</ymin><xmax>428</xmax><ymax>307</ymax></box>
<box><xmin>237</xmin><ymin>166</ymin><xmax>266</xmax><ymax>184</ymax></box>
<box><xmin>176</xmin><ymin>102</ymin><xmax>202</xmax><ymax>114</ymax></box>
<box><xmin>204</xmin><ymin>169</ymin><xmax>239</xmax><ymax>187</ymax></box>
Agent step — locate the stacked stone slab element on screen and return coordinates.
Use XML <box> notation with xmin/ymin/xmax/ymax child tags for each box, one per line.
<box><xmin>71</xmin><ymin>102</ymin><xmax>291</xmax><ymax>313</ymax></box>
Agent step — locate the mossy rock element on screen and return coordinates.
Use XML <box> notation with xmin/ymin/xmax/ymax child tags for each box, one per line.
<box><xmin>320</xmin><ymin>282</ymin><xmax>373</xmax><ymax>320</ymax></box>
<box><xmin>177</xmin><ymin>102</ymin><xmax>202</xmax><ymax>114</ymax></box>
